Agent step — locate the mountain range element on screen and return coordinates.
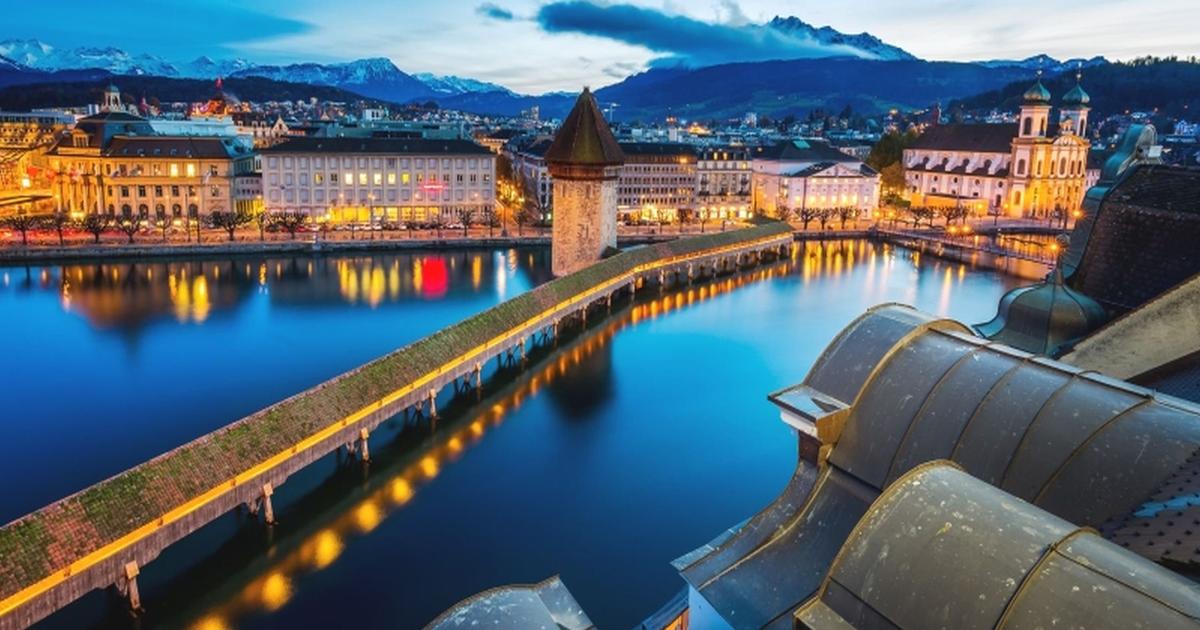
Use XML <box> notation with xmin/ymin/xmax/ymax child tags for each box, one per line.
<box><xmin>0</xmin><ymin>21</ymin><xmax>1123</xmax><ymax>120</ymax></box>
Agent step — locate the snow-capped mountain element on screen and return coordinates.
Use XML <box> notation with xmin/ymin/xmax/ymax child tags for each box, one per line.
<box><xmin>231</xmin><ymin>58</ymin><xmax>435</xmax><ymax>103</ymax></box>
<box><xmin>0</xmin><ymin>39</ymin><xmax>52</xmax><ymax>67</ymax></box>
<box><xmin>414</xmin><ymin>73</ymin><xmax>513</xmax><ymax>96</ymax></box>
<box><xmin>0</xmin><ymin>54</ymin><xmax>26</xmax><ymax>71</ymax></box>
<box><xmin>975</xmin><ymin>54</ymin><xmax>1108</xmax><ymax>74</ymax></box>
<box><xmin>184</xmin><ymin>56</ymin><xmax>254</xmax><ymax>79</ymax></box>
<box><xmin>0</xmin><ymin>39</ymin><xmax>183</xmax><ymax>76</ymax></box>
<box><xmin>766</xmin><ymin>17</ymin><xmax>918</xmax><ymax>61</ymax></box>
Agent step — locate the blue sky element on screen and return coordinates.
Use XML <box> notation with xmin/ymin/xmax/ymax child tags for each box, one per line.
<box><xmin>3</xmin><ymin>0</ymin><xmax>1197</xmax><ymax>93</ymax></box>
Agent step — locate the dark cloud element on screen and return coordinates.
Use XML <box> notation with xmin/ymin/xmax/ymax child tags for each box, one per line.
<box><xmin>536</xmin><ymin>1</ymin><xmax>872</xmax><ymax>67</ymax></box>
<box><xmin>476</xmin><ymin>3</ymin><xmax>515</xmax><ymax>21</ymax></box>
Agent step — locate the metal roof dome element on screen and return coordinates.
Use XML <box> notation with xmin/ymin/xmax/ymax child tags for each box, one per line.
<box><xmin>1023</xmin><ymin>78</ymin><xmax>1052</xmax><ymax>103</ymax></box>
<box><xmin>1063</xmin><ymin>81</ymin><xmax>1091</xmax><ymax>106</ymax></box>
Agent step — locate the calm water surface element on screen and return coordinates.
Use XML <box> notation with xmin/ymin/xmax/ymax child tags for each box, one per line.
<box><xmin>2</xmin><ymin>241</ymin><xmax>1020</xmax><ymax>629</ymax></box>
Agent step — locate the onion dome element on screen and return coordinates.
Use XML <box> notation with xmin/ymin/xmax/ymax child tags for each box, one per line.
<box><xmin>975</xmin><ymin>235</ymin><xmax>1108</xmax><ymax>357</ymax></box>
<box><xmin>1063</xmin><ymin>76</ymin><xmax>1090</xmax><ymax>106</ymax></box>
<box><xmin>1022</xmin><ymin>78</ymin><xmax>1052</xmax><ymax>104</ymax></box>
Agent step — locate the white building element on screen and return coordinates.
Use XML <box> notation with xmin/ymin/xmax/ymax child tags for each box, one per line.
<box><xmin>259</xmin><ymin>137</ymin><xmax>495</xmax><ymax>225</ymax></box>
<box><xmin>751</xmin><ymin>139</ymin><xmax>881</xmax><ymax>218</ymax></box>
<box><xmin>696</xmin><ymin>146</ymin><xmax>752</xmax><ymax>220</ymax></box>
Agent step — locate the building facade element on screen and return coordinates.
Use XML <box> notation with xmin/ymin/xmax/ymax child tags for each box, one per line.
<box><xmin>751</xmin><ymin>139</ymin><xmax>881</xmax><ymax>218</ymax></box>
<box><xmin>904</xmin><ymin>75</ymin><xmax>1092</xmax><ymax>218</ymax></box>
<box><xmin>259</xmin><ymin>137</ymin><xmax>495</xmax><ymax>225</ymax></box>
<box><xmin>616</xmin><ymin>143</ymin><xmax>697</xmax><ymax>223</ymax></box>
<box><xmin>0</xmin><ymin>111</ymin><xmax>73</xmax><ymax>215</ymax></box>
<box><xmin>695</xmin><ymin>146</ymin><xmax>752</xmax><ymax>221</ymax></box>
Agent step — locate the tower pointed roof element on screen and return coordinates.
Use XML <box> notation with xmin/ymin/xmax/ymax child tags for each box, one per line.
<box><xmin>545</xmin><ymin>88</ymin><xmax>624</xmax><ymax>167</ymax></box>
<box><xmin>1063</xmin><ymin>70</ymin><xmax>1090</xmax><ymax>106</ymax></box>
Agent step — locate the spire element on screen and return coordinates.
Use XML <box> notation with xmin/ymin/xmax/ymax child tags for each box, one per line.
<box><xmin>545</xmin><ymin>88</ymin><xmax>624</xmax><ymax>167</ymax></box>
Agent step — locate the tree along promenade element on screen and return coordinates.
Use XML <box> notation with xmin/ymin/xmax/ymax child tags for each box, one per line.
<box><xmin>0</xmin><ymin>221</ymin><xmax>793</xmax><ymax>630</ymax></box>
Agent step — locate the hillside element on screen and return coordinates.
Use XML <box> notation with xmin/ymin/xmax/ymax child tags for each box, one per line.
<box><xmin>949</xmin><ymin>58</ymin><xmax>1200</xmax><ymax>118</ymax></box>
<box><xmin>434</xmin><ymin>58</ymin><xmax>1041</xmax><ymax>121</ymax></box>
<box><xmin>0</xmin><ymin>75</ymin><xmax>386</xmax><ymax>110</ymax></box>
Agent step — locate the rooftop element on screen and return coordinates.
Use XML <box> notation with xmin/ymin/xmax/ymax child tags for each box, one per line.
<box><xmin>908</xmin><ymin>122</ymin><xmax>1018</xmax><ymax>154</ymax></box>
<box><xmin>260</xmin><ymin>137</ymin><xmax>492</xmax><ymax>156</ymax></box>
<box><xmin>545</xmin><ymin>88</ymin><xmax>624</xmax><ymax>167</ymax></box>
<box><xmin>752</xmin><ymin>139</ymin><xmax>860</xmax><ymax>163</ymax></box>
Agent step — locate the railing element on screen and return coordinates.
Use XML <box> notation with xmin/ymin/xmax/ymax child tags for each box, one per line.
<box><xmin>0</xmin><ymin>221</ymin><xmax>793</xmax><ymax>629</ymax></box>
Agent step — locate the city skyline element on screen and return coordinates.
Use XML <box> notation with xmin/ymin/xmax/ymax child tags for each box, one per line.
<box><xmin>2</xmin><ymin>0</ymin><xmax>1198</xmax><ymax>93</ymax></box>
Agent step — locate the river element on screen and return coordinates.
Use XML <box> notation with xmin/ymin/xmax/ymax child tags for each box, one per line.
<box><xmin>0</xmin><ymin>240</ymin><xmax>1021</xmax><ymax>629</ymax></box>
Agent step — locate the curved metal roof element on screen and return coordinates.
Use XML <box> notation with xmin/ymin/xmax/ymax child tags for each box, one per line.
<box><xmin>680</xmin><ymin>305</ymin><xmax>1200</xmax><ymax>628</ymax></box>
<box><xmin>423</xmin><ymin>576</ymin><xmax>594</xmax><ymax>630</ymax></box>
<box><xmin>810</xmin><ymin>305</ymin><xmax>1200</xmax><ymax>529</ymax></box>
<box><xmin>795</xmin><ymin>463</ymin><xmax>1200</xmax><ymax>629</ymax></box>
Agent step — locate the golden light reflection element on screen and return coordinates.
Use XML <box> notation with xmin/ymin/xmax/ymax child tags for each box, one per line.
<box><xmin>183</xmin><ymin>253</ymin><xmax>803</xmax><ymax>630</ymax></box>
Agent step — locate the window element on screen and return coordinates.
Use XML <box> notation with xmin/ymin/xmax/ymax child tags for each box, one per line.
<box><xmin>358</xmin><ymin>172</ymin><xmax>368</xmax><ymax>185</ymax></box>
<box><xmin>401</xmin><ymin>172</ymin><xmax>411</xmax><ymax>184</ymax></box>
<box><xmin>387</xmin><ymin>173</ymin><xmax>396</xmax><ymax>185</ymax></box>
<box><xmin>154</xmin><ymin>186</ymin><xmax>163</xmax><ymax>196</ymax></box>
<box><xmin>1022</xmin><ymin>117</ymin><xmax>1033</xmax><ymax>135</ymax></box>
<box><xmin>169</xmin><ymin>163</ymin><xmax>180</xmax><ymax>177</ymax></box>
<box><xmin>186</xmin><ymin>164</ymin><xmax>196</xmax><ymax>177</ymax></box>
<box><xmin>121</xmin><ymin>186</ymin><xmax>130</xmax><ymax>197</ymax></box>
<box><xmin>344</xmin><ymin>171</ymin><xmax>353</xmax><ymax>184</ymax></box>
<box><xmin>1017</xmin><ymin>159</ymin><xmax>1026</xmax><ymax>175</ymax></box>
<box><xmin>209</xmin><ymin>165</ymin><xmax>219</xmax><ymax>176</ymax></box>
<box><xmin>314</xmin><ymin>172</ymin><xmax>324</xmax><ymax>185</ymax></box>
<box><xmin>373</xmin><ymin>172</ymin><xmax>382</xmax><ymax>185</ymax></box>
<box><xmin>330</xmin><ymin>172</ymin><xmax>339</xmax><ymax>184</ymax></box>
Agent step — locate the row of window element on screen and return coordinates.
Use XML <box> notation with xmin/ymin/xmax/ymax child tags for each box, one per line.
<box><xmin>266</xmin><ymin>156</ymin><xmax>492</xmax><ymax>170</ymax></box>
<box><xmin>102</xmin><ymin>184</ymin><xmax>222</xmax><ymax>198</ymax></box>
<box><xmin>266</xmin><ymin>171</ymin><xmax>491</xmax><ymax>187</ymax></box>
<box><xmin>268</xmin><ymin>188</ymin><xmax>493</xmax><ymax>204</ymax></box>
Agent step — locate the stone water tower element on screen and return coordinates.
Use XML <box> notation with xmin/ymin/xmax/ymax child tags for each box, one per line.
<box><xmin>545</xmin><ymin>88</ymin><xmax>625</xmax><ymax>276</ymax></box>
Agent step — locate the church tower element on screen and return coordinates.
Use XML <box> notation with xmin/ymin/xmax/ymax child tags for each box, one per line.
<box><xmin>1060</xmin><ymin>71</ymin><xmax>1091</xmax><ymax>137</ymax></box>
<box><xmin>101</xmin><ymin>83</ymin><xmax>122</xmax><ymax>113</ymax></box>
<box><xmin>1018</xmin><ymin>72</ymin><xmax>1052</xmax><ymax>138</ymax></box>
<box><xmin>545</xmin><ymin>88</ymin><xmax>625</xmax><ymax>277</ymax></box>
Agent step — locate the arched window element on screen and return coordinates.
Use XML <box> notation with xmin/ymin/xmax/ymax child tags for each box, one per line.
<box><xmin>1022</xmin><ymin>117</ymin><xmax>1032</xmax><ymax>135</ymax></box>
<box><xmin>137</xmin><ymin>204</ymin><xmax>148</xmax><ymax>218</ymax></box>
<box><xmin>188</xmin><ymin>204</ymin><xmax>198</xmax><ymax>217</ymax></box>
<box><xmin>1040</xmin><ymin>119</ymin><xmax>1047</xmax><ymax>135</ymax></box>
<box><xmin>155</xmin><ymin>204</ymin><xmax>166</xmax><ymax>219</ymax></box>
<box><xmin>1060</xmin><ymin>158</ymin><xmax>1067</xmax><ymax>176</ymax></box>
<box><xmin>172</xmin><ymin>204</ymin><xmax>182</xmax><ymax>217</ymax></box>
<box><xmin>120</xmin><ymin>204</ymin><xmax>132</xmax><ymax>218</ymax></box>
<box><xmin>1013</xmin><ymin>191</ymin><xmax>1022</xmax><ymax>206</ymax></box>
<box><xmin>1017</xmin><ymin>159</ymin><xmax>1026</xmax><ymax>175</ymax></box>
<box><xmin>106</xmin><ymin>204</ymin><xmax>116</xmax><ymax>216</ymax></box>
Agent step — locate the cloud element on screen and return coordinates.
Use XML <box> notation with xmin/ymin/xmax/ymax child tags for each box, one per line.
<box><xmin>476</xmin><ymin>3</ymin><xmax>515</xmax><ymax>21</ymax></box>
<box><xmin>602</xmin><ymin>61</ymin><xmax>642</xmax><ymax>78</ymax></box>
<box><xmin>535</xmin><ymin>1</ymin><xmax>873</xmax><ymax>67</ymax></box>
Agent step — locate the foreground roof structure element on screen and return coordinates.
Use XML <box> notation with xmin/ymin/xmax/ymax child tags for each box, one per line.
<box><xmin>544</xmin><ymin>88</ymin><xmax>624</xmax><ymax>168</ymax></box>
<box><xmin>424</xmin><ymin>576</ymin><xmax>594</xmax><ymax>630</ymax></box>
<box><xmin>677</xmin><ymin>304</ymin><xmax>1200</xmax><ymax>629</ymax></box>
<box><xmin>797</xmin><ymin>463</ymin><xmax>1200</xmax><ymax>629</ymax></box>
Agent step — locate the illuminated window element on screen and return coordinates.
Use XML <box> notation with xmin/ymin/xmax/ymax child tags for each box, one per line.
<box><xmin>344</xmin><ymin>171</ymin><xmax>353</xmax><ymax>184</ymax></box>
<box><xmin>401</xmin><ymin>172</ymin><xmax>411</xmax><ymax>184</ymax></box>
<box><xmin>169</xmin><ymin>163</ymin><xmax>180</xmax><ymax>177</ymax></box>
<box><xmin>186</xmin><ymin>163</ymin><xmax>196</xmax><ymax>177</ymax></box>
<box><xmin>387</xmin><ymin>173</ymin><xmax>396</xmax><ymax>185</ymax></box>
<box><xmin>358</xmin><ymin>172</ymin><xmax>367</xmax><ymax>185</ymax></box>
<box><xmin>373</xmin><ymin>172</ymin><xmax>382</xmax><ymax>185</ymax></box>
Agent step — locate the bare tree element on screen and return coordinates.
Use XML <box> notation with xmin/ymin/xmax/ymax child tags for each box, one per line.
<box><xmin>254</xmin><ymin>209</ymin><xmax>270</xmax><ymax>241</ymax></box>
<box><xmin>817</xmin><ymin>207</ymin><xmax>833</xmax><ymax>231</ymax></box>
<box><xmin>43</xmin><ymin>211</ymin><xmax>72</xmax><ymax>246</ymax></box>
<box><xmin>79</xmin><ymin>213</ymin><xmax>112</xmax><ymax>244</ymax></box>
<box><xmin>211</xmin><ymin>209</ymin><xmax>254</xmax><ymax>242</ymax></box>
<box><xmin>480</xmin><ymin>206</ymin><xmax>498</xmax><ymax>238</ymax></box>
<box><xmin>797</xmin><ymin>206</ymin><xmax>821</xmax><ymax>231</ymax></box>
<box><xmin>272</xmin><ymin>212</ymin><xmax>308</xmax><ymax>240</ymax></box>
<box><xmin>836</xmin><ymin>207</ymin><xmax>859</xmax><ymax>230</ymax></box>
<box><xmin>432</xmin><ymin>211</ymin><xmax>448</xmax><ymax>239</ymax></box>
<box><xmin>455</xmin><ymin>207</ymin><xmax>473</xmax><ymax>237</ymax></box>
<box><xmin>3</xmin><ymin>213</ymin><xmax>39</xmax><ymax>246</ymax></box>
<box><xmin>116</xmin><ymin>216</ymin><xmax>141</xmax><ymax>244</ymax></box>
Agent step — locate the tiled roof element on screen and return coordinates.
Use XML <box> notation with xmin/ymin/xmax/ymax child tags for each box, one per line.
<box><xmin>544</xmin><ymin>89</ymin><xmax>624</xmax><ymax>166</ymax></box>
<box><xmin>752</xmin><ymin>139</ymin><xmax>858</xmax><ymax>163</ymax></box>
<box><xmin>1071</xmin><ymin>165</ymin><xmax>1200</xmax><ymax>311</ymax></box>
<box><xmin>260</xmin><ymin>137</ymin><xmax>492</xmax><ymax>155</ymax></box>
<box><xmin>909</xmin><ymin>123</ymin><xmax>1017</xmax><ymax>153</ymax></box>
<box><xmin>103</xmin><ymin>136</ymin><xmax>249</xmax><ymax>159</ymax></box>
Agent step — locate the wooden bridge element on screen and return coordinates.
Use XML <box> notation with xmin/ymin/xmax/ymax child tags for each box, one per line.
<box><xmin>0</xmin><ymin>222</ymin><xmax>792</xmax><ymax>629</ymax></box>
<box><xmin>875</xmin><ymin>228</ymin><xmax>1058</xmax><ymax>264</ymax></box>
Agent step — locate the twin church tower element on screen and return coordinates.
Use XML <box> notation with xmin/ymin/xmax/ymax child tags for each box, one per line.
<box><xmin>545</xmin><ymin>88</ymin><xmax>625</xmax><ymax>276</ymax></box>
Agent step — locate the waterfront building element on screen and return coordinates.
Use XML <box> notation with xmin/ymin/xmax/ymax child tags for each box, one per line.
<box><xmin>615</xmin><ymin>142</ymin><xmax>697</xmax><ymax>223</ymax></box>
<box><xmin>545</xmin><ymin>88</ymin><xmax>624</xmax><ymax>276</ymax></box>
<box><xmin>750</xmin><ymin>139</ymin><xmax>881</xmax><ymax>218</ymax></box>
<box><xmin>230</xmin><ymin>112</ymin><xmax>292</xmax><ymax>148</ymax></box>
<box><xmin>904</xmin><ymin>74</ymin><xmax>1092</xmax><ymax>218</ymax></box>
<box><xmin>44</xmin><ymin>86</ymin><xmax>258</xmax><ymax>220</ymax></box>
<box><xmin>695</xmin><ymin>146</ymin><xmax>752</xmax><ymax>221</ymax></box>
<box><xmin>0</xmin><ymin>110</ymin><xmax>73</xmax><ymax>215</ymax></box>
<box><xmin>507</xmin><ymin>135</ymin><xmax>554</xmax><ymax>220</ymax></box>
<box><xmin>259</xmin><ymin>136</ymin><xmax>495</xmax><ymax>225</ymax></box>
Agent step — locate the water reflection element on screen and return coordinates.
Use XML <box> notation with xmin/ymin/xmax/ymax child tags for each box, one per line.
<box><xmin>0</xmin><ymin>250</ymin><xmax>551</xmax><ymax>334</ymax></box>
<box><xmin>170</xmin><ymin>258</ymin><xmax>796</xmax><ymax>630</ymax></box>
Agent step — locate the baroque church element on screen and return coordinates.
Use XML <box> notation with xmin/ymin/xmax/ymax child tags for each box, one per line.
<box><xmin>903</xmin><ymin>73</ymin><xmax>1092</xmax><ymax>218</ymax></box>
